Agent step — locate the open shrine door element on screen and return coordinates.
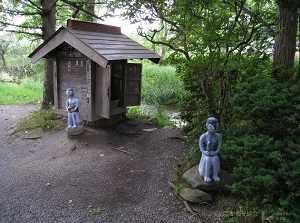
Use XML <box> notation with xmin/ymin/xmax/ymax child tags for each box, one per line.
<box><xmin>124</xmin><ymin>63</ymin><xmax>142</xmax><ymax>107</ymax></box>
<box><xmin>95</xmin><ymin>65</ymin><xmax>111</xmax><ymax>119</ymax></box>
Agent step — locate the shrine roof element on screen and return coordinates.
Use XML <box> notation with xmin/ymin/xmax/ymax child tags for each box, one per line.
<box><xmin>29</xmin><ymin>19</ymin><xmax>160</xmax><ymax>67</ymax></box>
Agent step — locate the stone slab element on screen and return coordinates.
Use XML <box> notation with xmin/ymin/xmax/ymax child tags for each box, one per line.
<box><xmin>179</xmin><ymin>188</ymin><xmax>212</xmax><ymax>203</ymax></box>
<box><xmin>182</xmin><ymin>165</ymin><xmax>234</xmax><ymax>191</ymax></box>
<box><xmin>66</xmin><ymin>125</ymin><xmax>85</xmax><ymax>136</ymax></box>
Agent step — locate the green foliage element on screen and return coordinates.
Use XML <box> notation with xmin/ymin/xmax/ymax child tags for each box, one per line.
<box><xmin>178</xmin><ymin>53</ymin><xmax>272</xmax><ymax>140</ymax></box>
<box><xmin>0</xmin><ymin>78</ymin><xmax>43</xmax><ymax>105</ymax></box>
<box><xmin>0</xmin><ymin>37</ymin><xmax>44</xmax><ymax>105</ymax></box>
<box><xmin>106</xmin><ymin>0</ymin><xmax>298</xmax><ymax>219</ymax></box>
<box><xmin>126</xmin><ymin>105</ymin><xmax>175</xmax><ymax>127</ymax></box>
<box><xmin>171</xmin><ymin>144</ymin><xmax>200</xmax><ymax>195</ymax></box>
<box><xmin>276</xmin><ymin>0</ymin><xmax>300</xmax><ymax>8</ymax></box>
<box><xmin>0</xmin><ymin>0</ymin><xmax>107</xmax><ymax>40</ymax></box>
<box><xmin>222</xmin><ymin>72</ymin><xmax>300</xmax><ymax>221</ymax></box>
<box><xmin>171</xmin><ymin>144</ymin><xmax>200</xmax><ymax>179</ymax></box>
<box><xmin>179</xmin><ymin>144</ymin><xmax>201</xmax><ymax>172</ymax></box>
<box><xmin>88</xmin><ymin>206</ymin><xmax>106</xmax><ymax>215</ymax></box>
<box><xmin>222</xmin><ymin>204</ymin><xmax>261</xmax><ymax>223</ymax></box>
<box><xmin>142</xmin><ymin>62</ymin><xmax>185</xmax><ymax>106</ymax></box>
<box><xmin>172</xmin><ymin>180</ymin><xmax>190</xmax><ymax>195</ymax></box>
<box><xmin>107</xmin><ymin>0</ymin><xmax>277</xmax><ymax>139</ymax></box>
<box><xmin>5</xmin><ymin>41</ymin><xmax>44</xmax><ymax>80</ymax></box>
<box><xmin>17</xmin><ymin>107</ymin><xmax>65</xmax><ymax>132</ymax></box>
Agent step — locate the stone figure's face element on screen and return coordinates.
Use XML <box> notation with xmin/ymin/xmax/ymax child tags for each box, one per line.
<box><xmin>206</xmin><ymin>117</ymin><xmax>218</xmax><ymax>133</ymax></box>
<box><xmin>66</xmin><ymin>88</ymin><xmax>74</xmax><ymax>97</ymax></box>
<box><xmin>207</xmin><ymin>123</ymin><xmax>217</xmax><ymax>133</ymax></box>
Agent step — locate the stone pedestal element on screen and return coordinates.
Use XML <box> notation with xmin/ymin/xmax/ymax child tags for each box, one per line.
<box><xmin>66</xmin><ymin>125</ymin><xmax>85</xmax><ymax>136</ymax></box>
<box><xmin>182</xmin><ymin>165</ymin><xmax>234</xmax><ymax>191</ymax></box>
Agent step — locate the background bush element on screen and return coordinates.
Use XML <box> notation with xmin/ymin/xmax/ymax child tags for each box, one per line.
<box><xmin>5</xmin><ymin>42</ymin><xmax>44</xmax><ymax>81</ymax></box>
<box><xmin>176</xmin><ymin>52</ymin><xmax>272</xmax><ymax>140</ymax></box>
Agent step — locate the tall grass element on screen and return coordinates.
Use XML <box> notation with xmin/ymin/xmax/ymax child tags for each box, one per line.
<box><xmin>0</xmin><ymin>77</ymin><xmax>43</xmax><ymax>105</ymax></box>
<box><xmin>142</xmin><ymin>62</ymin><xmax>185</xmax><ymax>106</ymax></box>
<box><xmin>126</xmin><ymin>104</ymin><xmax>174</xmax><ymax>127</ymax></box>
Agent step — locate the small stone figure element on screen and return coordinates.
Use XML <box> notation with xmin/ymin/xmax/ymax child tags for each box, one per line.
<box><xmin>66</xmin><ymin>88</ymin><xmax>82</xmax><ymax>128</ymax></box>
<box><xmin>199</xmin><ymin>117</ymin><xmax>222</xmax><ymax>183</ymax></box>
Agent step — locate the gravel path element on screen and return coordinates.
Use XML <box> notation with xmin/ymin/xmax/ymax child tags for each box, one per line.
<box><xmin>0</xmin><ymin>104</ymin><xmax>203</xmax><ymax>223</ymax></box>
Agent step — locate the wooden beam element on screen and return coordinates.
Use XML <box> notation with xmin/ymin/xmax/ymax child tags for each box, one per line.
<box><xmin>86</xmin><ymin>58</ymin><xmax>92</xmax><ymax>122</ymax></box>
<box><xmin>67</xmin><ymin>19</ymin><xmax>121</xmax><ymax>34</ymax></box>
<box><xmin>30</xmin><ymin>29</ymin><xmax>67</xmax><ymax>63</ymax></box>
<box><xmin>53</xmin><ymin>58</ymin><xmax>59</xmax><ymax>110</ymax></box>
<box><xmin>29</xmin><ymin>28</ymin><xmax>109</xmax><ymax>68</ymax></box>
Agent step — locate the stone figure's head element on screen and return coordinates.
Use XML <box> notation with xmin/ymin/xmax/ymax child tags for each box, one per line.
<box><xmin>66</xmin><ymin>88</ymin><xmax>74</xmax><ymax>97</ymax></box>
<box><xmin>206</xmin><ymin>117</ymin><xmax>218</xmax><ymax>133</ymax></box>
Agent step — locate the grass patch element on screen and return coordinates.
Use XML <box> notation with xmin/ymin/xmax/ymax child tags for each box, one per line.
<box><xmin>16</xmin><ymin>108</ymin><xmax>65</xmax><ymax>137</ymax></box>
<box><xmin>88</xmin><ymin>206</ymin><xmax>106</xmax><ymax>215</ymax></box>
<box><xmin>170</xmin><ymin>144</ymin><xmax>200</xmax><ymax>193</ymax></box>
<box><xmin>126</xmin><ymin>104</ymin><xmax>175</xmax><ymax>127</ymax></box>
<box><xmin>0</xmin><ymin>78</ymin><xmax>43</xmax><ymax>105</ymax></box>
<box><xmin>177</xmin><ymin>144</ymin><xmax>200</xmax><ymax>172</ymax></box>
<box><xmin>171</xmin><ymin>166</ymin><xmax>192</xmax><ymax>195</ymax></box>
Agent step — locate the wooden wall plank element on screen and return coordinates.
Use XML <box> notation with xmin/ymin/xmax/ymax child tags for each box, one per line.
<box><xmin>53</xmin><ymin>58</ymin><xmax>58</xmax><ymax>110</ymax></box>
<box><xmin>86</xmin><ymin>58</ymin><xmax>92</xmax><ymax>122</ymax></box>
<box><xmin>57</xmin><ymin>57</ymin><xmax>88</xmax><ymax>117</ymax></box>
<box><xmin>124</xmin><ymin>63</ymin><xmax>142</xmax><ymax>107</ymax></box>
<box><xmin>95</xmin><ymin>65</ymin><xmax>111</xmax><ymax>119</ymax></box>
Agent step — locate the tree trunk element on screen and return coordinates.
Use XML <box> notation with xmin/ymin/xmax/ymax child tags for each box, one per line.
<box><xmin>298</xmin><ymin>14</ymin><xmax>300</xmax><ymax>76</ymax></box>
<box><xmin>41</xmin><ymin>0</ymin><xmax>56</xmax><ymax>109</ymax></box>
<box><xmin>0</xmin><ymin>53</ymin><xmax>7</xmax><ymax>72</ymax></box>
<box><xmin>273</xmin><ymin>5</ymin><xmax>298</xmax><ymax>71</ymax></box>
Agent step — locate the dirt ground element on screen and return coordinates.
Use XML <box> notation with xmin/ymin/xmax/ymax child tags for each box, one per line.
<box><xmin>0</xmin><ymin>104</ymin><xmax>226</xmax><ymax>223</ymax></box>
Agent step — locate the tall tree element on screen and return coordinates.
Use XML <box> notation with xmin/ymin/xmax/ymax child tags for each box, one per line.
<box><xmin>0</xmin><ymin>0</ymin><xmax>106</xmax><ymax>108</ymax></box>
<box><xmin>107</xmin><ymin>0</ymin><xmax>276</xmax><ymax>126</ymax></box>
<box><xmin>273</xmin><ymin>0</ymin><xmax>299</xmax><ymax>72</ymax></box>
<box><xmin>41</xmin><ymin>0</ymin><xmax>56</xmax><ymax>108</ymax></box>
<box><xmin>0</xmin><ymin>37</ymin><xmax>10</xmax><ymax>72</ymax></box>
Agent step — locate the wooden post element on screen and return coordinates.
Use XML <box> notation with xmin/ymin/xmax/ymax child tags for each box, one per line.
<box><xmin>86</xmin><ymin>58</ymin><xmax>92</xmax><ymax>121</ymax></box>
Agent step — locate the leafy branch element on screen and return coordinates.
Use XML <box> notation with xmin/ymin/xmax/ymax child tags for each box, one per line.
<box><xmin>60</xmin><ymin>0</ymin><xmax>106</xmax><ymax>20</ymax></box>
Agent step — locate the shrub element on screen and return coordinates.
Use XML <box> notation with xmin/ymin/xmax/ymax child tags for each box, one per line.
<box><xmin>177</xmin><ymin>53</ymin><xmax>272</xmax><ymax>140</ymax></box>
<box><xmin>222</xmin><ymin>72</ymin><xmax>300</xmax><ymax>221</ymax></box>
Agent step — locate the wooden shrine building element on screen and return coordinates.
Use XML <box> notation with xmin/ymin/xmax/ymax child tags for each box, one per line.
<box><xmin>29</xmin><ymin>20</ymin><xmax>160</xmax><ymax>122</ymax></box>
